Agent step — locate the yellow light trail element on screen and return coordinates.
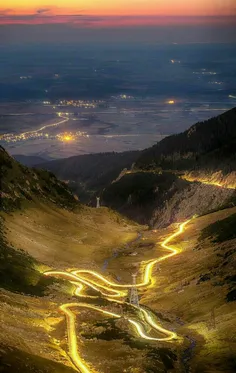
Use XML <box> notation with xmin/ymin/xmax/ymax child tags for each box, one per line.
<box><xmin>60</xmin><ymin>302</ymin><xmax>177</xmax><ymax>373</ymax></box>
<box><xmin>44</xmin><ymin>218</ymin><xmax>193</xmax><ymax>372</ymax></box>
<box><xmin>19</xmin><ymin>117</ymin><xmax>69</xmax><ymax>136</ymax></box>
<box><xmin>123</xmin><ymin>169</ymin><xmax>235</xmax><ymax>191</ymax></box>
<box><xmin>139</xmin><ymin>307</ymin><xmax>177</xmax><ymax>341</ymax></box>
<box><xmin>104</xmin><ymin>297</ymin><xmax>178</xmax><ymax>341</ymax></box>
<box><xmin>45</xmin><ymin>271</ymin><xmax>126</xmax><ymax>297</ymax></box>
<box><xmin>71</xmin><ymin>218</ymin><xmax>192</xmax><ymax>290</ymax></box>
<box><xmin>60</xmin><ymin>303</ymin><xmax>96</xmax><ymax>373</ymax></box>
<box><xmin>2</xmin><ymin>116</ymin><xmax>70</xmax><ymax>142</ymax></box>
<box><xmin>181</xmin><ymin>175</ymin><xmax>236</xmax><ymax>190</ymax></box>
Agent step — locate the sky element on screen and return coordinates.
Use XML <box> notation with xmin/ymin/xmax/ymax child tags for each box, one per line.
<box><xmin>1</xmin><ymin>1</ymin><xmax>236</xmax><ymax>43</ymax></box>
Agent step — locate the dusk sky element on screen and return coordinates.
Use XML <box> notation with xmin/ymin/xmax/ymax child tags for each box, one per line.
<box><xmin>1</xmin><ymin>1</ymin><xmax>236</xmax><ymax>43</ymax></box>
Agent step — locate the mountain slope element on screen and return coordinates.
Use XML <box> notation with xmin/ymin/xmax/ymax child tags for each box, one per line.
<box><xmin>101</xmin><ymin>108</ymin><xmax>236</xmax><ymax>225</ymax></box>
<box><xmin>102</xmin><ymin>170</ymin><xmax>235</xmax><ymax>226</ymax></box>
<box><xmin>135</xmin><ymin>106</ymin><xmax>236</xmax><ymax>174</ymax></box>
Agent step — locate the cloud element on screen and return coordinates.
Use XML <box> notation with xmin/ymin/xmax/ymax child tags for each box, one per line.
<box><xmin>0</xmin><ymin>9</ymin><xmax>86</xmax><ymax>24</ymax></box>
<box><xmin>0</xmin><ymin>8</ymin><xmax>13</xmax><ymax>15</ymax></box>
<box><xmin>36</xmin><ymin>8</ymin><xmax>51</xmax><ymax>15</ymax></box>
<box><xmin>0</xmin><ymin>13</ymin><xmax>235</xmax><ymax>27</ymax></box>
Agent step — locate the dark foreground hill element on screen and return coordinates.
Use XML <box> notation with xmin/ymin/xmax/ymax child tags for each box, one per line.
<box><xmin>101</xmin><ymin>108</ymin><xmax>236</xmax><ymax>225</ymax></box>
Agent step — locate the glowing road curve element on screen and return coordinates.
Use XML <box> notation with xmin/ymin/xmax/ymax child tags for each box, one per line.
<box><xmin>44</xmin><ymin>218</ymin><xmax>193</xmax><ymax>373</ymax></box>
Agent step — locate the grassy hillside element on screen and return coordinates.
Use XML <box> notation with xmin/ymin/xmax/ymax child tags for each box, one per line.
<box><xmin>1</xmin><ymin>145</ymin><xmax>140</xmax><ymax>270</ymax></box>
<box><xmin>0</xmin><ymin>217</ymin><xmax>55</xmax><ymax>296</ymax></box>
<box><xmin>0</xmin><ymin>201</ymin><xmax>142</xmax><ymax>373</ymax></box>
<box><xmin>2</xmin><ymin>203</ymin><xmax>139</xmax><ymax>269</ymax></box>
<box><xmin>1</xmin><ymin>147</ymin><xmax>142</xmax><ymax>373</ymax></box>
<box><xmin>200</xmin><ymin>213</ymin><xmax>236</xmax><ymax>243</ymax></box>
<box><xmin>199</xmin><ymin>213</ymin><xmax>236</xmax><ymax>303</ymax></box>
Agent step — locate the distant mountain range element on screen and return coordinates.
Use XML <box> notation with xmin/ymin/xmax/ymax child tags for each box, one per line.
<box><xmin>13</xmin><ymin>154</ymin><xmax>48</xmax><ymax>167</ymax></box>
<box><xmin>34</xmin><ymin>151</ymin><xmax>140</xmax><ymax>203</ymax></box>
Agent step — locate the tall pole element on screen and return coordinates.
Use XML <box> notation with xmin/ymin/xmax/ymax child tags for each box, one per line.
<box><xmin>129</xmin><ymin>273</ymin><xmax>139</xmax><ymax>307</ymax></box>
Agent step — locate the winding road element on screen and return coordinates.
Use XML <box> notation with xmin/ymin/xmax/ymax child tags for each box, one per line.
<box><xmin>0</xmin><ymin>115</ymin><xmax>69</xmax><ymax>141</ymax></box>
<box><xmin>20</xmin><ymin>116</ymin><xmax>69</xmax><ymax>136</ymax></box>
<box><xmin>44</xmin><ymin>218</ymin><xmax>193</xmax><ymax>373</ymax></box>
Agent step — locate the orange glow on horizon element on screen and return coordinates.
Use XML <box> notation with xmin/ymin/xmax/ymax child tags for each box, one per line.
<box><xmin>1</xmin><ymin>1</ymin><xmax>236</xmax><ymax>25</ymax></box>
<box><xmin>3</xmin><ymin>1</ymin><xmax>236</xmax><ymax>16</ymax></box>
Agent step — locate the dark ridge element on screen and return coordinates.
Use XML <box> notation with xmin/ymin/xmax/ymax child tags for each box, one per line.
<box><xmin>13</xmin><ymin>154</ymin><xmax>48</xmax><ymax>167</ymax></box>
<box><xmin>35</xmin><ymin>150</ymin><xmax>140</xmax><ymax>203</ymax></box>
<box><xmin>135</xmin><ymin>107</ymin><xmax>236</xmax><ymax>172</ymax></box>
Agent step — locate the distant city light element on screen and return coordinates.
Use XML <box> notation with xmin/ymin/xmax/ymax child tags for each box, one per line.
<box><xmin>58</xmin><ymin>133</ymin><xmax>75</xmax><ymax>142</ymax></box>
<box><xmin>56</xmin><ymin>131</ymin><xmax>88</xmax><ymax>142</ymax></box>
<box><xmin>167</xmin><ymin>100</ymin><xmax>175</xmax><ymax>104</ymax></box>
<box><xmin>170</xmin><ymin>60</ymin><xmax>180</xmax><ymax>64</ymax></box>
<box><xmin>64</xmin><ymin>135</ymin><xmax>73</xmax><ymax>141</ymax></box>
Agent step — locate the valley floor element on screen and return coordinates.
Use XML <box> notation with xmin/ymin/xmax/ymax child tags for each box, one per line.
<box><xmin>0</xmin><ymin>203</ymin><xmax>235</xmax><ymax>373</ymax></box>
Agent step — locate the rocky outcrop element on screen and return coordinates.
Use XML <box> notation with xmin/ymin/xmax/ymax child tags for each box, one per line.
<box><xmin>151</xmin><ymin>181</ymin><xmax>235</xmax><ymax>228</ymax></box>
<box><xmin>182</xmin><ymin>170</ymin><xmax>236</xmax><ymax>190</ymax></box>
